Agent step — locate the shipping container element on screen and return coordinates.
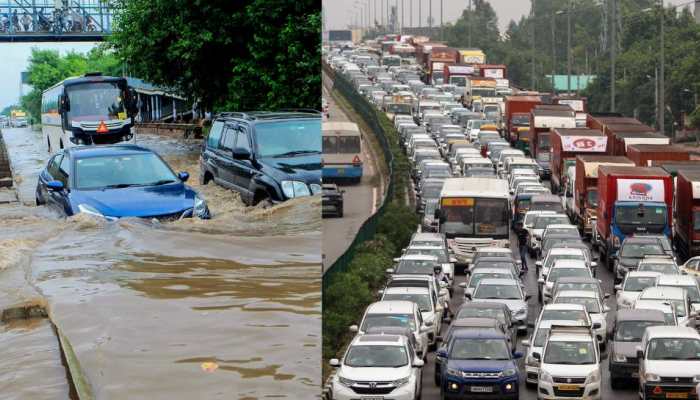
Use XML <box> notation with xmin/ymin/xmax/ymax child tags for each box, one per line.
<box><xmin>626</xmin><ymin>144</ymin><xmax>691</xmax><ymax>167</ymax></box>
<box><xmin>528</xmin><ymin>105</ymin><xmax>576</xmax><ymax>178</ymax></box>
<box><xmin>675</xmin><ymin>169</ymin><xmax>700</xmax><ymax>260</ymax></box>
<box><xmin>550</xmin><ymin>128</ymin><xmax>608</xmax><ymax>194</ymax></box>
<box><xmin>610</xmin><ymin>131</ymin><xmax>670</xmax><ymax>156</ymax></box>
<box><xmin>573</xmin><ymin>155</ymin><xmax>634</xmax><ymax>236</ymax></box>
<box><xmin>595</xmin><ymin>165</ymin><xmax>673</xmax><ymax>269</ymax></box>
<box><xmin>504</xmin><ymin>96</ymin><xmax>541</xmax><ymax>144</ymax></box>
<box><xmin>586</xmin><ymin>115</ymin><xmax>643</xmax><ymax>132</ymax></box>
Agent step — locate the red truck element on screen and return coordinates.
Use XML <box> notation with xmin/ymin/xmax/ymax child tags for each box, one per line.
<box><xmin>443</xmin><ymin>64</ymin><xmax>476</xmax><ymax>88</ymax></box>
<box><xmin>415</xmin><ymin>42</ymin><xmax>447</xmax><ymax>70</ymax></box>
<box><xmin>625</xmin><ymin>144</ymin><xmax>691</xmax><ymax>167</ymax></box>
<box><xmin>550</xmin><ymin>128</ymin><xmax>608</xmax><ymax>194</ymax></box>
<box><xmin>594</xmin><ymin>165</ymin><xmax>673</xmax><ymax>273</ymax></box>
<box><xmin>426</xmin><ymin>47</ymin><xmax>458</xmax><ymax>85</ymax></box>
<box><xmin>504</xmin><ymin>96</ymin><xmax>541</xmax><ymax>144</ymax></box>
<box><xmin>572</xmin><ymin>155</ymin><xmax>634</xmax><ymax>237</ymax></box>
<box><xmin>609</xmin><ymin>131</ymin><xmax>670</xmax><ymax>156</ymax></box>
<box><xmin>675</xmin><ymin>169</ymin><xmax>700</xmax><ymax>260</ymax></box>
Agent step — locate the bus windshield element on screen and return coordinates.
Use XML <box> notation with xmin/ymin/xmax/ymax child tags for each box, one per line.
<box><xmin>450</xmin><ymin>76</ymin><xmax>467</xmax><ymax>87</ymax></box>
<box><xmin>66</xmin><ymin>82</ymin><xmax>126</xmax><ymax>122</ymax></box>
<box><xmin>440</xmin><ymin>197</ymin><xmax>509</xmax><ymax>238</ymax></box>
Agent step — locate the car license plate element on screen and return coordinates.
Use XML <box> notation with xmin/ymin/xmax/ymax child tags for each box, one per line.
<box><xmin>470</xmin><ymin>386</ymin><xmax>493</xmax><ymax>393</ymax></box>
<box><xmin>666</xmin><ymin>393</ymin><xmax>688</xmax><ymax>399</ymax></box>
<box><xmin>337</xmin><ymin>168</ymin><xmax>345</xmax><ymax>175</ymax></box>
<box><xmin>360</xmin><ymin>397</ymin><xmax>383</xmax><ymax>400</ymax></box>
<box><xmin>557</xmin><ymin>384</ymin><xmax>580</xmax><ymax>391</ymax></box>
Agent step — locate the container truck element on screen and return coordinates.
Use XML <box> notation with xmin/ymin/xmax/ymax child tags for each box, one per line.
<box><xmin>674</xmin><ymin>170</ymin><xmax>700</xmax><ymax>260</ymax></box>
<box><xmin>504</xmin><ymin>96</ymin><xmax>541</xmax><ymax>144</ymax></box>
<box><xmin>550</xmin><ymin>128</ymin><xmax>608</xmax><ymax>195</ymax></box>
<box><xmin>610</xmin><ymin>131</ymin><xmax>670</xmax><ymax>156</ymax></box>
<box><xmin>426</xmin><ymin>47</ymin><xmax>458</xmax><ymax>85</ymax></box>
<box><xmin>464</xmin><ymin>77</ymin><xmax>497</xmax><ymax>108</ymax></box>
<box><xmin>415</xmin><ymin>42</ymin><xmax>447</xmax><ymax>71</ymax></box>
<box><xmin>625</xmin><ymin>144</ymin><xmax>691</xmax><ymax>167</ymax></box>
<box><xmin>457</xmin><ymin>49</ymin><xmax>486</xmax><ymax>65</ymax></box>
<box><xmin>528</xmin><ymin>105</ymin><xmax>576</xmax><ymax>177</ymax></box>
<box><xmin>594</xmin><ymin>166</ymin><xmax>673</xmax><ymax>271</ymax></box>
<box><xmin>586</xmin><ymin>115</ymin><xmax>643</xmax><ymax>132</ymax></box>
<box><xmin>476</xmin><ymin>64</ymin><xmax>507</xmax><ymax>79</ymax></box>
<box><xmin>443</xmin><ymin>64</ymin><xmax>475</xmax><ymax>87</ymax></box>
<box><xmin>572</xmin><ymin>155</ymin><xmax>634</xmax><ymax>237</ymax></box>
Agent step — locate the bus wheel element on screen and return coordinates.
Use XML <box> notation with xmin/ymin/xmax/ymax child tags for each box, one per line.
<box><xmin>47</xmin><ymin>137</ymin><xmax>52</xmax><ymax>153</ymax></box>
<box><xmin>59</xmin><ymin>140</ymin><xmax>64</xmax><ymax>149</ymax></box>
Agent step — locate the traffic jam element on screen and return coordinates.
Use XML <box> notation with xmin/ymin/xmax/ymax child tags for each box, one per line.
<box><xmin>324</xmin><ymin>34</ymin><xmax>700</xmax><ymax>400</ymax></box>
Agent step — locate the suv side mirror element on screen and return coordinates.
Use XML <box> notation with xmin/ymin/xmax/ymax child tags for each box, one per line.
<box><xmin>329</xmin><ymin>358</ymin><xmax>340</xmax><ymax>367</ymax></box>
<box><xmin>177</xmin><ymin>171</ymin><xmax>189</xmax><ymax>182</ymax></box>
<box><xmin>232</xmin><ymin>147</ymin><xmax>251</xmax><ymax>160</ymax></box>
<box><xmin>46</xmin><ymin>180</ymin><xmax>65</xmax><ymax>191</ymax></box>
<box><xmin>532</xmin><ymin>352</ymin><xmax>541</xmax><ymax>361</ymax></box>
<box><xmin>636</xmin><ymin>347</ymin><xmax>644</xmax><ymax>360</ymax></box>
<box><xmin>349</xmin><ymin>325</ymin><xmax>359</xmax><ymax>333</ymax></box>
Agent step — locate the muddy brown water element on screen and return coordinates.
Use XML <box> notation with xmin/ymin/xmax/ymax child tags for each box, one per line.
<box><xmin>0</xmin><ymin>128</ymin><xmax>321</xmax><ymax>399</ymax></box>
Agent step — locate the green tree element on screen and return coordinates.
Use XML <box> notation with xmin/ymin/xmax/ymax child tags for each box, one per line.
<box><xmin>109</xmin><ymin>0</ymin><xmax>319</xmax><ymax>111</ymax></box>
<box><xmin>0</xmin><ymin>105</ymin><xmax>19</xmax><ymax>116</ymax></box>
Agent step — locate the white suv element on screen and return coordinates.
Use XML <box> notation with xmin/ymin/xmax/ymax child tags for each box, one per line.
<box><xmin>536</xmin><ymin>325</ymin><xmax>601</xmax><ymax>400</ymax></box>
<box><xmin>330</xmin><ymin>334</ymin><xmax>424</xmax><ymax>400</ymax></box>
<box><xmin>380</xmin><ymin>286</ymin><xmax>444</xmax><ymax>347</ymax></box>
<box><xmin>638</xmin><ymin>326</ymin><xmax>700</xmax><ymax>400</ymax></box>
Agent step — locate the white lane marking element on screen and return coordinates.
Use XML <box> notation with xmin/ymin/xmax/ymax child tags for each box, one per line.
<box><xmin>372</xmin><ymin>187</ymin><xmax>377</xmax><ymax>215</ymax></box>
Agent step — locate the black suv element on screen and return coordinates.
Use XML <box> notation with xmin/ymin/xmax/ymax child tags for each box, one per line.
<box><xmin>200</xmin><ymin>111</ymin><xmax>322</xmax><ymax>205</ymax></box>
<box><xmin>322</xmin><ymin>184</ymin><xmax>344</xmax><ymax>217</ymax></box>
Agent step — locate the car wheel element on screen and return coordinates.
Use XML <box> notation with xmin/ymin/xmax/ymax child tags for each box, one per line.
<box><xmin>610</xmin><ymin>376</ymin><xmax>623</xmax><ymax>390</ymax></box>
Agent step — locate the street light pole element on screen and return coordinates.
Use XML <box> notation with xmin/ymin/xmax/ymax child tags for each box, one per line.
<box><xmin>531</xmin><ymin>0</ymin><xmax>536</xmax><ymax>90</ymax></box>
<box><xmin>567</xmin><ymin>0</ymin><xmax>572</xmax><ymax>95</ymax></box>
<box><xmin>552</xmin><ymin>11</ymin><xmax>556</xmax><ymax>92</ymax></box>
<box><xmin>659</xmin><ymin>0</ymin><xmax>666</xmax><ymax>138</ymax></box>
<box><xmin>611</xmin><ymin>0</ymin><xmax>616</xmax><ymax>111</ymax></box>
<box><xmin>440</xmin><ymin>0</ymin><xmax>443</xmax><ymax>41</ymax></box>
<box><xmin>429</xmin><ymin>0</ymin><xmax>432</xmax><ymax>30</ymax></box>
<box><xmin>468</xmin><ymin>0</ymin><xmax>472</xmax><ymax>47</ymax></box>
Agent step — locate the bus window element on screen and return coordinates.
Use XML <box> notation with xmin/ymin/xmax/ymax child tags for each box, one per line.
<box><xmin>323</xmin><ymin>136</ymin><xmax>338</xmax><ymax>153</ymax></box>
<box><xmin>337</xmin><ymin>136</ymin><xmax>360</xmax><ymax>154</ymax></box>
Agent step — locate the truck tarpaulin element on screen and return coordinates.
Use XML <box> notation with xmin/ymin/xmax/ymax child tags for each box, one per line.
<box><xmin>616</xmin><ymin>179</ymin><xmax>666</xmax><ymax>202</ymax></box>
<box><xmin>561</xmin><ymin>136</ymin><xmax>608</xmax><ymax>152</ymax></box>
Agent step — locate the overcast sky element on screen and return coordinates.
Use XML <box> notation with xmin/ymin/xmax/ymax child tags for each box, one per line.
<box><xmin>0</xmin><ymin>42</ymin><xmax>97</xmax><ymax>111</ymax></box>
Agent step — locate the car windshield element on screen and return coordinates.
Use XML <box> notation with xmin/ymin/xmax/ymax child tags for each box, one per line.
<box><xmin>254</xmin><ymin>120</ymin><xmax>322</xmax><ymax>158</ymax></box>
<box><xmin>473</xmin><ymin>261</ymin><xmax>514</xmax><ymax>270</ymax></box>
<box><xmin>344</xmin><ymin>345</ymin><xmax>409</xmax><ymax>367</ymax></box>
<box><xmin>555</xmin><ymin>282</ymin><xmax>597</xmax><ymax>295</ymax></box>
<box><xmin>548</xmin><ymin>268</ymin><xmax>590</xmax><ymax>282</ymax></box>
<box><xmin>624</xmin><ymin>276</ymin><xmax>658</xmax><ymax>291</ymax></box>
<box><xmin>361</xmin><ymin>314</ymin><xmax>416</xmax><ymax>331</ymax></box>
<box><xmin>474</xmin><ymin>284</ymin><xmax>521</xmax><ymax>300</ymax></box>
<box><xmin>469</xmin><ymin>272</ymin><xmax>510</xmax><ymax>288</ymax></box>
<box><xmin>535</xmin><ymin>216</ymin><xmax>570</xmax><ymax>229</ymax></box>
<box><xmin>615</xmin><ymin>204</ymin><xmax>667</xmax><ymax>226</ymax></box>
<box><xmin>620</xmin><ymin>243</ymin><xmax>664</xmax><ymax>258</ymax></box>
<box><xmin>450</xmin><ymin>338</ymin><xmax>510</xmax><ymax>360</ymax></box>
<box><xmin>544</xmin><ymin>341</ymin><xmax>596</xmax><ymax>364</ymax></box>
<box><xmin>383</xmin><ymin>293</ymin><xmax>432</xmax><ymax>312</ymax></box>
<box><xmin>396</xmin><ymin>259</ymin><xmax>436</xmax><ymax>274</ymax></box>
<box><xmin>405</xmin><ymin>248</ymin><xmax>447</xmax><ymax>263</ymax></box>
<box><xmin>425</xmin><ymin>167</ymin><xmax>452</xmax><ymax>179</ymax></box>
<box><xmin>615</xmin><ymin>321</ymin><xmax>664</xmax><ymax>342</ymax></box>
<box><xmin>541</xmin><ymin>309</ymin><xmax>588</xmax><ymax>324</ymax></box>
<box><xmin>66</xmin><ymin>81</ymin><xmax>126</xmax><ymax>122</ymax></box>
<box><xmin>456</xmin><ymin>307</ymin><xmax>506</xmax><ymax>324</ymax></box>
<box><xmin>587</xmin><ymin>190</ymin><xmax>598</xmax><ymax>207</ymax></box>
<box><xmin>555</xmin><ymin>297</ymin><xmax>600</xmax><ymax>313</ymax></box>
<box><xmin>640</xmin><ymin>297</ymin><xmax>687</xmax><ymax>318</ymax></box>
<box><xmin>545</xmin><ymin>255</ymin><xmax>584</xmax><ymax>270</ymax></box>
<box><xmin>639</xmin><ymin>263</ymin><xmax>678</xmax><ymax>274</ymax></box>
<box><xmin>647</xmin><ymin>338</ymin><xmax>700</xmax><ymax>360</ymax></box>
<box><xmin>546</xmin><ymin>228</ymin><xmax>577</xmax><ymax>237</ymax></box>
<box><xmin>74</xmin><ymin>153</ymin><xmax>177</xmax><ymax>190</ymax></box>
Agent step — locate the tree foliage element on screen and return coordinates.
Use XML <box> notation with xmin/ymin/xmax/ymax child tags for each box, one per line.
<box><xmin>0</xmin><ymin>104</ymin><xmax>19</xmax><ymax>116</ymax></box>
<box><xmin>20</xmin><ymin>47</ymin><xmax>121</xmax><ymax>123</ymax></box>
<box><xmin>109</xmin><ymin>0</ymin><xmax>320</xmax><ymax>111</ymax></box>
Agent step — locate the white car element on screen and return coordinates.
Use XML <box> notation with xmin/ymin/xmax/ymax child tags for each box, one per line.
<box><xmin>615</xmin><ymin>271</ymin><xmax>661</xmax><ymax>309</ymax></box>
<box><xmin>552</xmin><ymin>290</ymin><xmax>610</xmax><ymax>349</ymax></box>
<box><xmin>636</xmin><ymin>286</ymin><xmax>692</xmax><ymax>326</ymax></box>
<box><xmin>538</xmin><ymin>259</ymin><xmax>591</xmax><ymax>304</ymax></box>
<box><xmin>387</xmin><ymin>274</ymin><xmax>450</xmax><ymax>311</ymax></box>
<box><xmin>330</xmin><ymin>333</ymin><xmax>424</xmax><ymax>400</ymax></box>
<box><xmin>350</xmin><ymin>301</ymin><xmax>432</xmax><ymax>359</ymax></box>
<box><xmin>523</xmin><ymin>319</ymin><xmax>588</xmax><ymax>387</ymax></box>
<box><xmin>656</xmin><ymin>274</ymin><xmax>700</xmax><ymax>306</ymax></box>
<box><xmin>537</xmin><ymin>247</ymin><xmax>588</xmax><ymax>277</ymax></box>
<box><xmin>637</xmin><ymin>256</ymin><xmax>681</xmax><ymax>275</ymax></box>
<box><xmin>536</xmin><ymin>325</ymin><xmax>601</xmax><ymax>400</ymax></box>
<box><xmin>402</xmin><ymin>245</ymin><xmax>456</xmax><ymax>288</ymax></box>
<box><xmin>528</xmin><ymin>213</ymin><xmax>571</xmax><ymax>255</ymax></box>
<box><xmin>468</xmin><ymin>278</ymin><xmax>530</xmax><ymax>334</ymax></box>
<box><xmin>638</xmin><ymin>326</ymin><xmax>700</xmax><ymax>400</ymax></box>
<box><xmin>380</xmin><ymin>286</ymin><xmax>444</xmax><ymax>347</ymax></box>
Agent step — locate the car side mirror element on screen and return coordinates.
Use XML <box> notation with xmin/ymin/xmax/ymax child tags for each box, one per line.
<box><xmin>393</xmin><ymin>257</ymin><xmax>401</xmax><ymax>262</ymax></box>
<box><xmin>436</xmin><ymin>348</ymin><xmax>448</xmax><ymax>359</ymax></box>
<box><xmin>592</xmin><ymin>322</ymin><xmax>601</xmax><ymax>330</ymax></box>
<box><xmin>532</xmin><ymin>352</ymin><xmax>541</xmax><ymax>361</ymax></box>
<box><xmin>231</xmin><ymin>147</ymin><xmax>251</xmax><ymax>160</ymax></box>
<box><xmin>603</xmin><ymin>305</ymin><xmax>611</xmax><ymax>313</ymax></box>
<box><xmin>513</xmin><ymin>351</ymin><xmax>523</xmax><ymax>359</ymax></box>
<box><xmin>521</xmin><ymin>339</ymin><xmax>530</xmax><ymax>347</ymax></box>
<box><xmin>537</xmin><ymin>278</ymin><xmax>545</xmax><ymax>284</ymax></box>
<box><xmin>458</xmin><ymin>282</ymin><xmax>467</xmax><ymax>289</ymax></box>
<box><xmin>349</xmin><ymin>325</ymin><xmax>359</xmax><ymax>333</ymax></box>
<box><xmin>377</xmin><ymin>289</ymin><xmax>384</xmax><ymax>296</ymax></box>
<box><xmin>614</xmin><ymin>284</ymin><xmax>622</xmax><ymax>292</ymax></box>
<box><xmin>329</xmin><ymin>358</ymin><xmax>340</xmax><ymax>367</ymax></box>
<box><xmin>604</xmin><ymin>293</ymin><xmax>611</xmax><ymax>299</ymax></box>
<box><xmin>525</xmin><ymin>294</ymin><xmax>532</xmax><ymax>301</ymax></box>
<box><xmin>177</xmin><ymin>171</ymin><xmax>189</xmax><ymax>182</ymax></box>
<box><xmin>414</xmin><ymin>358</ymin><xmax>425</xmax><ymax>368</ymax></box>
<box><xmin>449</xmin><ymin>256</ymin><xmax>457</xmax><ymax>263</ymax></box>
<box><xmin>637</xmin><ymin>347</ymin><xmax>644</xmax><ymax>360</ymax></box>
<box><xmin>46</xmin><ymin>180</ymin><xmax>65</xmax><ymax>191</ymax></box>
<box><xmin>535</xmin><ymin>261</ymin><xmax>542</xmax><ymax>267</ymax></box>
<box><xmin>591</xmin><ymin>262</ymin><xmax>598</xmax><ymax>268</ymax></box>
<box><xmin>465</xmin><ymin>292</ymin><xmax>472</xmax><ymax>300</ymax></box>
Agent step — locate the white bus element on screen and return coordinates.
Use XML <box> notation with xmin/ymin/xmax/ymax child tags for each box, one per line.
<box><xmin>41</xmin><ymin>73</ymin><xmax>138</xmax><ymax>153</ymax></box>
<box><xmin>435</xmin><ymin>177</ymin><xmax>511</xmax><ymax>266</ymax></box>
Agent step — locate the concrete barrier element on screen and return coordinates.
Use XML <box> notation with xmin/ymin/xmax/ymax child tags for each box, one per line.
<box><xmin>0</xmin><ymin>131</ymin><xmax>13</xmax><ymax>188</ymax></box>
<box><xmin>135</xmin><ymin>123</ymin><xmax>203</xmax><ymax>139</ymax></box>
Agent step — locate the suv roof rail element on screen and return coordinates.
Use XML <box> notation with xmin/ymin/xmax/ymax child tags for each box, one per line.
<box><xmin>216</xmin><ymin>111</ymin><xmax>320</xmax><ymax>120</ymax></box>
<box><xmin>278</xmin><ymin>108</ymin><xmax>322</xmax><ymax>114</ymax></box>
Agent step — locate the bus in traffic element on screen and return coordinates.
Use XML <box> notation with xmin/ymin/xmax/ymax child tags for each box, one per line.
<box><xmin>41</xmin><ymin>73</ymin><xmax>138</xmax><ymax>153</ymax></box>
<box><xmin>322</xmin><ymin>121</ymin><xmax>363</xmax><ymax>183</ymax></box>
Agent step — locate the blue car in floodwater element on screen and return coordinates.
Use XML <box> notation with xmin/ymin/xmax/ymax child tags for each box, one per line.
<box><xmin>35</xmin><ymin>144</ymin><xmax>210</xmax><ymax>220</ymax></box>
<box><xmin>437</xmin><ymin>329</ymin><xmax>522</xmax><ymax>400</ymax></box>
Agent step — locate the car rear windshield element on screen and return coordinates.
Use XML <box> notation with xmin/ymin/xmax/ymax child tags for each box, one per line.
<box><xmin>75</xmin><ymin>153</ymin><xmax>177</xmax><ymax>190</ymax></box>
<box><xmin>474</xmin><ymin>284</ymin><xmax>521</xmax><ymax>300</ymax></box>
<box><xmin>362</xmin><ymin>314</ymin><xmax>415</xmax><ymax>332</ymax></box>
<box><xmin>620</xmin><ymin>243</ymin><xmax>664</xmax><ymax>258</ymax></box>
<box><xmin>396</xmin><ymin>259</ymin><xmax>436</xmax><ymax>274</ymax></box>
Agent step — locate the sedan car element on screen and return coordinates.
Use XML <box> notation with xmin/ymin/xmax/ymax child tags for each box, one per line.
<box><xmin>321</xmin><ymin>183</ymin><xmax>344</xmax><ymax>217</ymax></box>
<box><xmin>468</xmin><ymin>278</ymin><xmax>530</xmax><ymax>334</ymax></box>
<box><xmin>36</xmin><ymin>144</ymin><xmax>210</xmax><ymax>220</ymax></box>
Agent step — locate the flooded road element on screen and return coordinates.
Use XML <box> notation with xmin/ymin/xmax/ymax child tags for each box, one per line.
<box><xmin>0</xmin><ymin>127</ymin><xmax>321</xmax><ymax>399</ymax></box>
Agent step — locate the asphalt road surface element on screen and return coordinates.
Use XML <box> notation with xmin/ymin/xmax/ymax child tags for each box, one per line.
<box><xmin>419</xmin><ymin>226</ymin><xmax>640</xmax><ymax>400</ymax></box>
<box><xmin>322</xmin><ymin>78</ymin><xmax>382</xmax><ymax>272</ymax></box>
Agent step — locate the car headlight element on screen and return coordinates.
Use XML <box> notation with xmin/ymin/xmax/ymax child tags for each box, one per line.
<box><xmin>645</xmin><ymin>373</ymin><xmax>660</xmax><ymax>382</ymax></box>
<box><xmin>281</xmin><ymin>180</ymin><xmax>311</xmax><ymax>199</ymax></box>
<box><xmin>585</xmin><ymin>369</ymin><xmax>601</xmax><ymax>384</ymax></box>
<box><xmin>77</xmin><ymin>204</ymin><xmax>116</xmax><ymax>221</ymax></box>
<box><xmin>503</xmin><ymin>368</ymin><xmax>518</xmax><ymax>377</ymax></box>
<box><xmin>337</xmin><ymin>374</ymin><xmax>355</xmax><ymax>387</ymax></box>
<box><xmin>446</xmin><ymin>367</ymin><xmax>462</xmax><ymax>377</ymax></box>
<box><xmin>393</xmin><ymin>376</ymin><xmax>410</xmax><ymax>387</ymax></box>
<box><xmin>539</xmin><ymin>370</ymin><xmax>553</xmax><ymax>383</ymax></box>
<box><xmin>193</xmin><ymin>195</ymin><xmax>210</xmax><ymax>219</ymax></box>
<box><xmin>613</xmin><ymin>353</ymin><xmax>627</xmax><ymax>363</ymax></box>
<box><xmin>309</xmin><ymin>183</ymin><xmax>322</xmax><ymax>195</ymax></box>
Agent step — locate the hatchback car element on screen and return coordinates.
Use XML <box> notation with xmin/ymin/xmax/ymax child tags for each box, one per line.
<box><xmin>200</xmin><ymin>111</ymin><xmax>321</xmax><ymax>205</ymax></box>
<box><xmin>36</xmin><ymin>144</ymin><xmax>210</xmax><ymax>220</ymax></box>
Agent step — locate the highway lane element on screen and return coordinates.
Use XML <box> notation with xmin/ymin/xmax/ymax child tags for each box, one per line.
<box><xmin>322</xmin><ymin>79</ymin><xmax>382</xmax><ymax>272</ymax></box>
<box><xmin>419</xmin><ymin>228</ymin><xmax>640</xmax><ymax>400</ymax></box>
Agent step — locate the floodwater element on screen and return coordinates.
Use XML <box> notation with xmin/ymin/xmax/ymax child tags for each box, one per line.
<box><xmin>0</xmin><ymin>128</ymin><xmax>321</xmax><ymax>399</ymax></box>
